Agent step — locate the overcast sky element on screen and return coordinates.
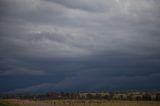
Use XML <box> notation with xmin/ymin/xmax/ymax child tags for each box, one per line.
<box><xmin>0</xmin><ymin>0</ymin><xmax>160</xmax><ymax>93</ymax></box>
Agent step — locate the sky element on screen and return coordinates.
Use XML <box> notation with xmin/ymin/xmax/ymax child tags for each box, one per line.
<box><xmin>0</xmin><ymin>0</ymin><xmax>160</xmax><ymax>93</ymax></box>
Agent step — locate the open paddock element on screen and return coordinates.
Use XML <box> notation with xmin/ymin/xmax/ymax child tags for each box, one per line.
<box><xmin>0</xmin><ymin>99</ymin><xmax>160</xmax><ymax>106</ymax></box>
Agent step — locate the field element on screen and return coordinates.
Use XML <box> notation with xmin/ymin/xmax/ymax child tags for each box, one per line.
<box><xmin>0</xmin><ymin>99</ymin><xmax>160</xmax><ymax>106</ymax></box>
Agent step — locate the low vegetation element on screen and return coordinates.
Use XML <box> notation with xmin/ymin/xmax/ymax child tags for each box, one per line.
<box><xmin>1</xmin><ymin>91</ymin><xmax>160</xmax><ymax>101</ymax></box>
<box><xmin>0</xmin><ymin>91</ymin><xmax>160</xmax><ymax>106</ymax></box>
<box><xmin>0</xmin><ymin>99</ymin><xmax>160</xmax><ymax>106</ymax></box>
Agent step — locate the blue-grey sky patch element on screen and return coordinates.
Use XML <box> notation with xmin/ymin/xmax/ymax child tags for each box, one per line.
<box><xmin>0</xmin><ymin>0</ymin><xmax>160</xmax><ymax>93</ymax></box>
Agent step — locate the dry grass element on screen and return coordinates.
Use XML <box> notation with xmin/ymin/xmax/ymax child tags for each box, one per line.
<box><xmin>0</xmin><ymin>99</ymin><xmax>160</xmax><ymax>106</ymax></box>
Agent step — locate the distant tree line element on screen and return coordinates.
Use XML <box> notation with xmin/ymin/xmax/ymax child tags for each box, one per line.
<box><xmin>0</xmin><ymin>91</ymin><xmax>160</xmax><ymax>101</ymax></box>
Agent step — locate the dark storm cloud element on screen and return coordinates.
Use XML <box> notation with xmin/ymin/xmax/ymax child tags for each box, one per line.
<box><xmin>0</xmin><ymin>0</ymin><xmax>160</xmax><ymax>93</ymax></box>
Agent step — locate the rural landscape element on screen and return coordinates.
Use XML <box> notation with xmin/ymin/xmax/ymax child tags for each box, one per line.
<box><xmin>1</xmin><ymin>0</ymin><xmax>160</xmax><ymax>106</ymax></box>
<box><xmin>0</xmin><ymin>91</ymin><xmax>160</xmax><ymax>106</ymax></box>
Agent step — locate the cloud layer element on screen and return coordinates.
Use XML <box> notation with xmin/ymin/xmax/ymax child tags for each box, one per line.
<box><xmin>0</xmin><ymin>0</ymin><xmax>160</xmax><ymax>93</ymax></box>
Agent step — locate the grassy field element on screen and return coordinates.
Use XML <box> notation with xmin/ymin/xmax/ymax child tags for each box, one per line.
<box><xmin>0</xmin><ymin>99</ymin><xmax>160</xmax><ymax>106</ymax></box>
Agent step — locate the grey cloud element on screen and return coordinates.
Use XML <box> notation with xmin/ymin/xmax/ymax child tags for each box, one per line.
<box><xmin>45</xmin><ymin>0</ymin><xmax>112</xmax><ymax>13</ymax></box>
<box><xmin>0</xmin><ymin>0</ymin><xmax>160</xmax><ymax>92</ymax></box>
<box><xmin>7</xmin><ymin>72</ymin><xmax>160</xmax><ymax>93</ymax></box>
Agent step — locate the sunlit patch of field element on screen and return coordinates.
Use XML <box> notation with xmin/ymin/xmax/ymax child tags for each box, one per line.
<box><xmin>0</xmin><ymin>99</ymin><xmax>160</xmax><ymax>106</ymax></box>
